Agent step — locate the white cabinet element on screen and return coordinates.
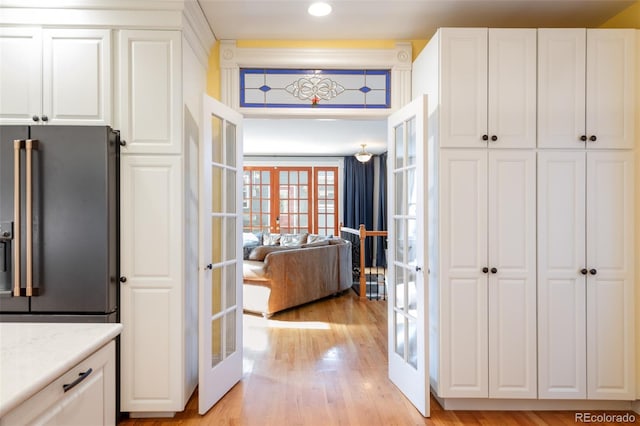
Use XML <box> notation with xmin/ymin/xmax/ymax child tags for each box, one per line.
<box><xmin>538</xmin><ymin>151</ymin><xmax>635</xmax><ymax>400</ymax></box>
<box><xmin>438</xmin><ymin>28</ymin><xmax>536</xmax><ymax>149</ymax></box>
<box><xmin>119</xmin><ymin>155</ymin><xmax>184</xmax><ymax>412</ymax></box>
<box><xmin>118</xmin><ymin>30</ymin><xmax>182</xmax><ymax>154</ymax></box>
<box><xmin>538</xmin><ymin>29</ymin><xmax>636</xmax><ymax>149</ymax></box>
<box><xmin>439</xmin><ymin>149</ymin><xmax>536</xmax><ymax>398</ymax></box>
<box><xmin>0</xmin><ymin>27</ymin><xmax>112</xmax><ymax>125</ymax></box>
<box><xmin>1</xmin><ymin>341</ymin><xmax>116</xmax><ymax>426</ymax></box>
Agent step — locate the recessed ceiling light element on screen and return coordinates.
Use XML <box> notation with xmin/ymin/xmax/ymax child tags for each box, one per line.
<box><xmin>308</xmin><ymin>2</ymin><xmax>332</xmax><ymax>17</ymax></box>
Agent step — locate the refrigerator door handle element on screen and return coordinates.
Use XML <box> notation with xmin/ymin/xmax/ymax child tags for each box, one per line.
<box><xmin>13</xmin><ymin>140</ymin><xmax>23</xmax><ymax>297</ymax></box>
<box><xmin>25</xmin><ymin>140</ymin><xmax>38</xmax><ymax>297</ymax></box>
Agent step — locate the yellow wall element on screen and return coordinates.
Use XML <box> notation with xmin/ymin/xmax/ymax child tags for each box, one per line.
<box><xmin>204</xmin><ymin>39</ymin><xmax>428</xmax><ymax>100</ymax></box>
<box><xmin>599</xmin><ymin>1</ymin><xmax>640</xmax><ymax>28</ymax></box>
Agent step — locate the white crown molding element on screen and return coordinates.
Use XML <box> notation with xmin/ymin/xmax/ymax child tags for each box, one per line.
<box><xmin>219</xmin><ymin>40</ymin><xmax>412</xmax><ymax>117</ymax></box>
<box><xmin>182</xmin><ymin>0</ymin><xmax>216</xmax><ymax>67</ymax></box>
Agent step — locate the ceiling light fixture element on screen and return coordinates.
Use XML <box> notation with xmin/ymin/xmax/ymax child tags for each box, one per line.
<box><xmin>354</xmin><ymin>144</ymin><xmax>373</xmax><ymax>163</ymax></box>
<box><xmin>308</xmin><ymin>2</ymin><xmax>332</xmax><ymax>17</ymax></box>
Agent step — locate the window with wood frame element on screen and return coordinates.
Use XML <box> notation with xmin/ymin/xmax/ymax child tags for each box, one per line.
<box><xmin>242</xmin><ymin>166</ymin><xmax>339</xmax><ymax>236</ymax></box>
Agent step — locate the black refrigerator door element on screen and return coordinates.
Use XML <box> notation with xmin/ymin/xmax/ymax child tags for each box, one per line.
<box><xmin>29</xmin><ymin>126</ymin><xmax>118</xmax><ymax>314</ymax></box>
<box><xmin>0</xmin><ymin>126</ymin><xmax>30</xmax><ymax>312</ymax></box>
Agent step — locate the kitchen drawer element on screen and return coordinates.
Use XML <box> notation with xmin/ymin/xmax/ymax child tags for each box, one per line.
<box><xmin>0</xmin><ymin>340</ymin><xmax>115</xmax><ymax>426</ymax></box>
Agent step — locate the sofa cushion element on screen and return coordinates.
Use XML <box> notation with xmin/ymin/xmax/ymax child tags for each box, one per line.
<box><xmin>301</xmin><ymin>239</ymin><xmax>329</xmax><ymax>248</ymax></box>
<box><xmin>243</xmin><ymin>260</ymin><xmax>269</xmax><ymax>281</ymax></box>
<box><xmin>280</xmin><ymin>233</ymin><xmax>308</xmax><ymax>247</ymax></box>
<box><xmin>248</xmin><ymin>245</ymin><xmax>291</xmax><ymax>261</ymax></box>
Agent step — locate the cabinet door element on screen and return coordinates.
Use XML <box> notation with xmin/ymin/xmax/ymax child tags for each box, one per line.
<box><xmin>487</xmin><ymin>29</ymin><xmax>536</xmax><ymax>149</ymax></box>
<box><xmin>439</xmin><ymin>28</ymin><xmax>488</xmax><ymax>149</ymax></box>
<box><xmin>586</xmin><ymin>151</ymin><xmax>635</xmax><ymax>400</ymax></box>
<box><xmin>42</xmin><ymin>29</ymin><xmax>112</xmax><ymax>125</ymax></box>
<box><xmin>586</xmin><ymin>29</ymin><xmax>636</xmax><ymax>149</ymax></box>
<box><xmin>487</xmin><ymin>150</ymin><xmax>536</xmax><ymax>398</ymax></box>
<box><xmin>537</xmin><ymin>151</ymin><xmax>587</xmax><ymax>399</ymax></box>
<box><xmin>0</xmin><ymin>27</ymin><xmax>42</xmax><ymax>124</ymax></box>
<box><xmin>439</xmin><ymin>149</ymin><xmax>488</xmax><ymax>397</ymax></box>
<box><xmin>118</xmin><ymin>30</ymin><xmax>182</xmax><ymax>154</ymax></box>
<box><xmin>537</xmin><ymin>29</ymin><xmax>586</xmax><ymax>149</ymax></box>
<box><xmin>120</xmin><ymin>155</ymin><xmax>184</xmax><ymax>412</ymax></box>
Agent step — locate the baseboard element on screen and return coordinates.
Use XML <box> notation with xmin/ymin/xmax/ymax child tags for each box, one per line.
<box><xmin>128</xmin><ymin>411</ymin><xmax>176</xmax><ymax>419</ymax></box>
<box><xmin>433</xmin><ymin>393</ymin><xmax>634</xmax><ymax>412</ymax></box>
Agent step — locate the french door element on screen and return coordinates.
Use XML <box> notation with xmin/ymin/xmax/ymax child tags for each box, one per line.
<box><xmin>242</xmin><ymin>166</ymin><xmax>338</xmax><ymax>235</ymax></box>
<box><xmin>387</xmin><ymin>95</ymin><xmax>429</xmax><ymax>416</ymax></box>
<box><xmin>199</xmin><ymin>95</ymin><xmax>243</xmax><ymax>414</ymax></box>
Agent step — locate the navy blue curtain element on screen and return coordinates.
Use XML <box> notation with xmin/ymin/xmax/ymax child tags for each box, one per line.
<box><xmin>376</xmin><ymin>152</ymin><xmax>388</xmax><ymax>267</ymax></box>
<box><xmin>343</xmin><ymin>155</ymin><xmax>375</xmax><ymax>265</ymax></box>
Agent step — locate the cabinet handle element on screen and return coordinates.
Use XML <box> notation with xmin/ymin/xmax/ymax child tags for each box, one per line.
<box><xmin>490</xmin><ymin>267</ymin><xmax>497</xmax><ymax>274</ymax></box>
<box><xmin>482</xmin><ymin>267</ymin><xmax>489</xmax><ymax>273</ymax></box>
<box><xmin>63</xmin><ymin>368</ymin><xmax>93</xmax><ymax>393</ymax></box>
<box><xmin>32</xmin><ymin>115</ymin><xmax>40</xmax><ymax>122</ymax></box>
<box><xmin>589</xmin><ymin>135</ymin><xmax>597</xmax><ymax>142</ymax></box>
<box><xmin>119</xmin><ymin>276</ymin><xmax>127</xmax><ymax>283</ymax></box>
<box><xmin>491</xmin><ymin>135</ymin><xmax>498</xmax><ymax>142</ymax></box>
<box><xmin>482</xmin><ymin>135</ymin><xmax>488</xmax><ymax>141</ymax></box>
<box><xmin>41</xmin><ymin>115</ymin><xmax>48</xmax><ymax>122</ymax></box>
<box><xmin>589</xmin><ymin>269</ymin><xmax>597</xmax><ymax>275</ymax></box>
<box><xmin>580</xmin><ymin>135</ymin><xmax>587</xmax><ymax>142</ymax></box>
<box><xmin>580</xmin><ymin>268</ymin><xmax>588</xmax><ymax>275</ymax></box>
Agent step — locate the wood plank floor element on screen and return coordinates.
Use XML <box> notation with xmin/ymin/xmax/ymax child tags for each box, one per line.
<box><xmin>119</xmin><ymin>291</ymin><xmax>637</xmax><ymax>425</ymax></box>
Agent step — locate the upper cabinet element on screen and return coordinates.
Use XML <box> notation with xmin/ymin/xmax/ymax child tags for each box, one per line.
<box><xmin>538</xmin><ymin>29</ymin><xmax>636</xmax><ymax>149</ymax></box>
<box><xmin>0</xmin><ymin>27</ymin><xmax>112</xmax><ymax>125</ymax></box>
<box><xmin>439</xmin><ymin>28</ymin><xmax>536</xmax><ymax>149</ymax></box>
<box><xmin>118</xmin><ymin>30</ymin><xmax>182</xmax><ymax>154</ymax></box>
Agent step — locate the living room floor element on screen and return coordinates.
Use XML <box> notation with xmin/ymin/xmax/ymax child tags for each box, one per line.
<box><xmin>119</xmin><ymin>291</ymin><xmax>628</xmax><ymax>425</ymax></box>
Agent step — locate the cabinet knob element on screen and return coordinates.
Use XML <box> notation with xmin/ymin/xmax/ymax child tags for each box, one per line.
<box><xmin>580</xmin><ymin>135</ymin><xmax>587</xmax><ymax>142</ymax></box>
<box><xmin>119</xmin><ymin>139</ymin><xmax>127</xmax><ymax>147</ymax></box>
<box><xmin>32</xmin><ymin>115</ymin><xmax>40</xmax><ymax>122</ymax></box>
<box><xmin>41</xmin><ymin>115</ymin><xmax>48</xmax><ymax>122</ymax></box>
<box><xmin>589</xmin><ymin>268</ymin><xmax>597</xmax><ymax>275</ymax></box>
<box><xmin>482</xmin><ymin>267</ymin><xmax>489</xmax><ymax>273</ymax></box>
<box><xmin>119</xmin><ymin>276</ymin><xmax>127</xmax><ymax>283</ymax></box>
<box><xmin>482</xmin><ymin>135</ymin><xmax>488</xmax><ymax>141</ymax></box>
<box><xmin>580</xmin><ymin>268</ymin><xmax>588</xmax><ymax>275</ymax></box>
<box><xmin>491</xmin><ymin>135</ymin><xmax>498</xmax><ymax>142</ymax></box>
<box><xmin>589</xmin><ymin>135</ymin><xmax>597</xmax><ymax>142</ymax></box>
<box><xmin>490</xmin><ymin>267</ymin><xmax>497</xmax><ymax>274</ymax></box>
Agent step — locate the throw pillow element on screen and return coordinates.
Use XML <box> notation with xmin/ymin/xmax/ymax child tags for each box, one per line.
<box><xmin>306</xmin><ymin>234</ymin><xmax>328</xmax><ymax>243</ymax></box>
<box><xmin>263</xmin><ymin>233</ymin><xmax>281</xmax><ymax>246</ymax></box>
<box><xmin>301</xmin><ymin>239</ymin><xmax>329</xmax><ymax>248</ymax></box>
<box><xmin>280</xmin><ymin>233</ymin><xmax>308</xmax><ymax>247</ymax></box>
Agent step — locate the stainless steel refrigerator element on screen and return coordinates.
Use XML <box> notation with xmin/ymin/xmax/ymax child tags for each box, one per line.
<box><xmin>0</xmin><ymin>125</ymin><xmax>119</xmax><ymax>323</ymax></box>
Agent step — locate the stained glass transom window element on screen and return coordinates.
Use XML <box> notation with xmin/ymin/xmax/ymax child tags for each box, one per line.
<box><xmin>240</xmin><ymin>69</ymin><xmax>391</xmax><ymax>109</ymax></box>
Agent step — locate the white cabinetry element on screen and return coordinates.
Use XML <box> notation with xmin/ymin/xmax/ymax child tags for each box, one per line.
<box><xmin>439</xmin><ymin>28</ymin><xmax>536</xmax><ymax>149</ymax></box>
<box><xmin>538</xmin><ymin>151</ymin><xmax>635</xmax><ymax>400</ymax></box>
<box><xmin>439</xmin><ymin>149</ymin><xmax>536</xmax><ymax>399</ymax></box>
<box><xmin>415</xmin><ymin>27</ymin><xmax>537</xmax><ymax>401</ymax></box>
<box><xmin>538</xmin><ymin>29</ymin><xmax>636</xmax><ymax>149</ymax></box>
<box><xmin>0</xmin><ymin>341</ymin><xmax>116</xmax><ymax>426</ymax></box>
<box><xmin>0</xmin><ymin>27</ymin><xmax>111</xmax><ymax>125</ymax></box>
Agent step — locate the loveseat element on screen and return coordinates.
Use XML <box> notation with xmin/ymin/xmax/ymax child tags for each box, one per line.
<box><xmin>242</xmin><ymin>234</ymin><xmax>352</xmax><ymax>317</ymax></box>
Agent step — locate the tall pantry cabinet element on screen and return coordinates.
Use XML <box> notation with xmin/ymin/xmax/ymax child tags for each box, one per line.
<box><xmin>537</xmin><ymin>28</ymin><xmax>635</xmax><ymax>400</ymax></box>
<box><xmin>414</xmin><ymin>28</ymin><xmax>538</xmax><ymax>400</ymax></box>
<box><xmin>413</xmin><ymin>27</ymin><xmax>636</xmax><ymax>405</ymax></box>
<box><xmin>0</xmin><ymin>1</ymin><xmax>214</xmax><ymax>416</ymax></box>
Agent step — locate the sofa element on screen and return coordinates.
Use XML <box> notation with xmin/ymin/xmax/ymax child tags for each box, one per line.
<box><xmin>242</xmin><ymin>234</ymin><xmax>352</xmax><ymax>317</ymax></box>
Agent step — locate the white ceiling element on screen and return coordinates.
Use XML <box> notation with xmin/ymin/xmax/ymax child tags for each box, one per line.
<box><xmin>199</xmin><ymin>0</ymin><xmax>635</xmax><ymax>156</ymax></box>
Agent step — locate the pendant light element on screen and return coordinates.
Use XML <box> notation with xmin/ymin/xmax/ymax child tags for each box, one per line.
<box><xmin>354</xmin><ymin>144</ymin><xmax>372</xmax><ymax>163</ymax></box>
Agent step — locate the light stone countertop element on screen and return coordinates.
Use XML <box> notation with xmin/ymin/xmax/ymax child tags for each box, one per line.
<box><xmin>0</xmin><ymin>322</ymin><xmax>123</xmax><ymax>417</ymax></box>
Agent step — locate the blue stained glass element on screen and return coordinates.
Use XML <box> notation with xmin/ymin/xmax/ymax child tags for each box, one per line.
<box><xmin>259</xmin><ymin>85</ymin><xmax>271</xmax><ymax>92</ymax></box>
<box><xmin>359</xmin><ymin>86</ymin><xmax>371</xmax><ymax>93</ymax></box>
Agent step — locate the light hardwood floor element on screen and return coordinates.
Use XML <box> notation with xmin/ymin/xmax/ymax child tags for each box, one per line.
<box><xmin>119</xmin><ymin>291</ymin><xmax>637</xmax><ymax>425</ymax></box>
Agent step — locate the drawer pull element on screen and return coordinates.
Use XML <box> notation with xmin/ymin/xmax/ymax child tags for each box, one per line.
<box><xmin>63</xmin><ymin>368</ymin><xmax>93</xmax><ymax>393</ymax></box>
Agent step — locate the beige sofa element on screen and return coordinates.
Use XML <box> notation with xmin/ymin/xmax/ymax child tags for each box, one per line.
<box><xmin>242</xmin><ymin>238</ymin><xmax>352</xmax><ymax>317</ymax></box>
